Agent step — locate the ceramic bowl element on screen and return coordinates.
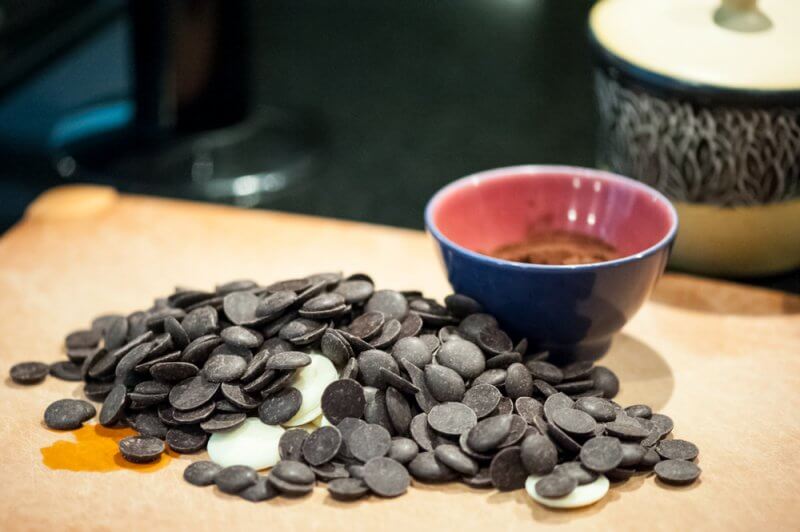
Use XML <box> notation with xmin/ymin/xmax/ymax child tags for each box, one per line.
<box><xmin>589</xmin><ymin>0</ymin><xmax>800</xmax><ymax>276</ymax></box>
<box><xmin>425</xmin><ymin>165</ymin><xmax>678</xmax><ymax>361</ymax></box>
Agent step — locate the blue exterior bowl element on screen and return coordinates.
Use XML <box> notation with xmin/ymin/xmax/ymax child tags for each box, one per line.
<box><xmin>425</xmin><ymin>165</ymin><xmax>678</xmax><ymax>362</ymax></box>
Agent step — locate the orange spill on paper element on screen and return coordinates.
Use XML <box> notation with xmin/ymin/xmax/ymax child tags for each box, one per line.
<box><xmin>41</xmin><ymin>423</ymin><xmax>177</xmax><ymax>472</ymax></box>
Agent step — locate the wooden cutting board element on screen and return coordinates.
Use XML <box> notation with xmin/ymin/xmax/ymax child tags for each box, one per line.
<box><xmin>1</xmin><ymin>185</ymin><xmax>798</xmax><ymax>532</ymax></box>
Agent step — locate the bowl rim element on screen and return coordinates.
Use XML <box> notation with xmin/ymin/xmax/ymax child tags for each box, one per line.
<box><xmin>424</xmin><ymin>164</ymin><xmax>679</xmax><ymax>272</ymax></box>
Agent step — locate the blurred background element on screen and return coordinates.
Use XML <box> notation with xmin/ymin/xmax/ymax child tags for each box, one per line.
<box><xmin>0</xmin><ymin>0</ymin><xmax>796</xmax><ymax>292</ymax></box>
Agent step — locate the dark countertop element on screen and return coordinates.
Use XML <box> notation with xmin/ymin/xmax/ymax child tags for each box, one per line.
<box><xmin>252</xmin><ymin>0</ymin><xmax>597</xmax><ymax>225</ymax></box>
<box><xmin>1</xmin><ymin>0</ymin><xmax>798</xmax><ymax>293</ymax></box>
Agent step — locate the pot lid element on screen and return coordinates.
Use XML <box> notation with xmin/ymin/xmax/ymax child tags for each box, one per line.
<box><xmin>589</xmin><ymin>0</ymin><xmax>800</xmax><ymax>91</ymax></box>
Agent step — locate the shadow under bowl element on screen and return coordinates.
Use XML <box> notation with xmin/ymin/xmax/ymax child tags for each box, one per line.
<box><xmin>425</xmin><ymin>165</ymin><xmax>678</xmax><ymax>361</ymax></box>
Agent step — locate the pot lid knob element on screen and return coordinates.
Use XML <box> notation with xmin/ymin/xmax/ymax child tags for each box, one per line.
<box><xmin>714</xmin><ymin>0</ymin><xmax>772</xmax><ymax>33</ymax></box>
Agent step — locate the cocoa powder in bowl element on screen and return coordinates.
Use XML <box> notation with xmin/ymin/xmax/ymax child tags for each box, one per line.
<box><xmin>490</xmin><ymin>230</ymin><xmax>619</xmax><ymax>266</ymax></box>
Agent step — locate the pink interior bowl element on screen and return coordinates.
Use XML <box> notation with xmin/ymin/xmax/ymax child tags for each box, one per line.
<box><xmin>425</xmin><ymin>165</ymin><xmax>678</xmax><ymax>360</ymax></box>
<box><xmin>431</xmin><ymin>166</ymin><xmax>676</xmax><ymax>263</ymax></box>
